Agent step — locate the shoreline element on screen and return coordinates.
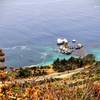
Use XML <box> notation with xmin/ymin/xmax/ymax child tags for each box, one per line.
<box><xmin>0</xmin><ymin>53</ymin><xmax>99</xmax><ymax>81</ymax></box>
<box><xmin>5</xmin><ymin>53</ymin><xmax>100</xmax><ymax>70</ymax></box>
<box><xmin>6</xmin><ymin>47</ymin><xmax>100</xmax><ymax>68</ymax></box>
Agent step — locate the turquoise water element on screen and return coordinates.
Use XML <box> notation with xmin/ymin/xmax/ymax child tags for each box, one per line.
<box><xmin>90</xmin><ymin>48</ymin><xmax>100</xmax><ymax>61</ymax></box>
<box><xmin>0</xmin><ymin>0</ymin><xmax>100</xmax><ymax>67</ymax></box>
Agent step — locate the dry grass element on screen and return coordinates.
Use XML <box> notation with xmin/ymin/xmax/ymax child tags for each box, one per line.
<box><xmin>0</xmin><ymin>64</ymin><xmax>100</xmax><ymax>100</ymax></box>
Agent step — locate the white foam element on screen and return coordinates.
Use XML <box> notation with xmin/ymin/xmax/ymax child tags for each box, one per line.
<box><xmin>40</xmin><ymin>52</ymin><xmax>48</xmax><ymax>59</ymax></box>
<box><xmin>24</xmin><ymin>64</ymin><xmax>40</xmax><ymax>68</ymax></box>
<box><xmin>4</xmin><ymin>47</ymin><xmax>17</xmax><ymax>50</ymax></box>
<box><xmin>4</xmin><ymin>45</ymin><xmax>31</xmax><ymax>51</ymax></box>
<box><xmin>20</xmin><ymin>46</ymin><xmax>31</xmax><ymax>50</ymax></box>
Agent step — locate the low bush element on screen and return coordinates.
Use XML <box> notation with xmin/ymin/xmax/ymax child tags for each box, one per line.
<box><xmin>53</xmin><ymin>54</ymin><xmax>96</xmax><ymax>72</ymax></box>
<box><xmin>17</xmin><ymin>68</ymin><xmax>32</xmax><ymax>78</ymax></box>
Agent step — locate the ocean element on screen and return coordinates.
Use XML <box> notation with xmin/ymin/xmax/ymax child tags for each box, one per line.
<box><xmin>0</xmin><ymin>0</ymin><xmax>100</xmax><ymax>67</ymax></box>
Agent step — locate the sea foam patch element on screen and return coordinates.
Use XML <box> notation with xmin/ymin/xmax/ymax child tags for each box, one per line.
<box><xmin>4</xmin><ymin>45</ymin><xmax>31</xmax><ymax>51</ymax></box>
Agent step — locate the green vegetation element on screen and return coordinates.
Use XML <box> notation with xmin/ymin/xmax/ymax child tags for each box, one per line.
<box><xmin>0</xmin><ymin>54</ymin><xmax>100</xmax><ymax>99</ymax></box>
<box><xmin>53</xmin><ymin>54</ymin><xmax>96</xmax><ymax>72</ymax></box>
<box><xmin>16</xmin><ymin>67</ymin><xmax>48</xmax><ymax>78</ymax></box>
<box><xmin>17</xmin><ymin>68</ymin><xmax>32</xmax><ymax>78</ymax></box>
<box><xmin>40</xmin><ymin>65</ymin><xmax>51</xmax><ymax>69</ymax></box>
<box><xmin>83</xmin><ymin>54</ymin><xmax>95</xmax><ymax>65</ymax></box>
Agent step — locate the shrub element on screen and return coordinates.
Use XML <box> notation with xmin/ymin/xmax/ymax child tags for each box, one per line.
<box><xmin>17</xmin><ymin>68</ymin><xmax>32</xmax><ymax>78</ymax></box>
<box><xmin>53</xmin><ymin>57</ymin><xmax>83</xmax><ymax>72</ymax></box>
<box><xmin>83</xmin><ymin>54</ymin><xmax>95</xmax><ymax>65</ymax></box>
<box><xmin>53</xmin><ymin>54</ymin><xmax>96</xmax><ymax>72</ymax></box>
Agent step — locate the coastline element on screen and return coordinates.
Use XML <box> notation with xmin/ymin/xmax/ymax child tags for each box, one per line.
<box><xmin>4</xmin><ymin>43</ymin><xmax>100</xmax><ymax>67</ymax></box>
<box><xmin>0</xmin><ymin>53</ymin><xmax>100</xmax><ymax>99</ymax></box>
